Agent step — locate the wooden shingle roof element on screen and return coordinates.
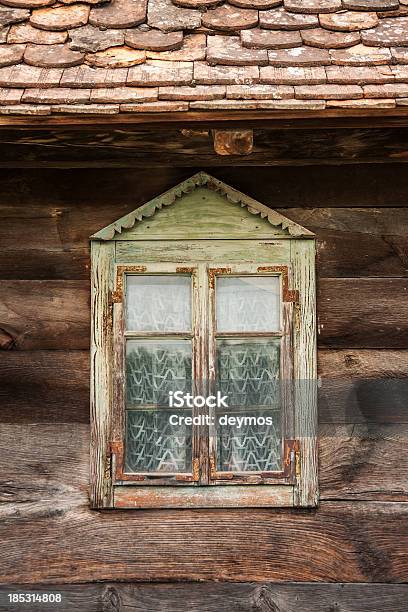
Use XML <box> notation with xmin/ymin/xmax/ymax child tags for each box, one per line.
<box><xmin>0</xmin><ymin>0</ymin><xmax>408</xmax><ymax>115</ymax></box>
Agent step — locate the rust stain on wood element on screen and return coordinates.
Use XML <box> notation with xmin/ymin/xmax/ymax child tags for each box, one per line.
<box><xmin>175</xmin><ymin>475</ymin><xmax>194</xmax><ymax>482</ymax></box>
<box><xmin>175</xmin><ymin>459</ymin><xmax>200</xmax><ymax>482</ymax></box>
<box><xmin>208</xmin><ymin>267</ymin><xmax>232</xmax><ymax>289</ymax></box>
<box><xmin>257</xmin><ymin>265</ymin><xmax>299</xmax><ymax>303</ymax></box>
<box><xmin>110</xmin><ymin>440</ymin><xmax>126</xmax><ymax>482</ymax></box>
<box><xmin>176</xmin><ymin>267</ymin><xmax>196</xmax><ymax>274</ymax></box>
<box><xmin>113</xmin><ymin>265</ymin><xmax>147</xmax><ymax>302</ymax></box>
<box><xmin>192</xmin><ymin>457</ymin><xmax>200</xmax><ymax>482</ymax></box>
<box><xmin>283</xmin><ymin>440</ymin><xmax>300</xmax><ymax>483</ymax></box>
<box><xmin>111</xmin><ymin>440</ymin><xmax>147</xmax><ymax>482</ymax></box>
<box><xmin>212</xmin><ymin>130</ymin><xmax>254</xmax><ymax>157</ymax></box>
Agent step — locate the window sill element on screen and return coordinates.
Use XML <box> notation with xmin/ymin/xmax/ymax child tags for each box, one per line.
<box><xmin>112</xmin><ymin>484</ymin><xmax>297</xmax><ymax>509</ymax></box>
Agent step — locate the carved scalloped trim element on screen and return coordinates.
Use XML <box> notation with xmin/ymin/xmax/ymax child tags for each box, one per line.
<box><xmin>91</xmin><ymin>171</ymin><xmax>314</xmax><ymax>240</ymax></box>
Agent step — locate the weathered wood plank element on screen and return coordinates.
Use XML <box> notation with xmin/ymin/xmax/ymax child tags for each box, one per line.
<box><xmin>0</xmin><ymin>249</ymin><xmax>90</xmax><ymax>281</ymax></box>
<box><xmin>0</xmin><ymin>495</ymin><xmax>406</xmax><ymax>583</ymax></box>
<box><xmin>1</xmin><ymin>279</ymin><xmax>407</xmax><ymax>349</ymax></box>
<box><xmin>319</xmin><ymin>424</ymin><xmax>408</xmax><ymax>501</ymax></box>
<box><xmin>2</xmin><ymin>349</ymin><xmax>406</xmax><ymax>426</ymax></box>
<box><xmin>116</xmin><ymin>240</ymin><xmax>291</xmax><ymax>265</ymax></box>
<box><xmin>318</xmin><ymin>349</ymin><xmax>408</xmax><ymax>424</ymax></box>
<box><xmin>317</xmin><ymin>278</ymin><xmax>408</xmax><ymax>349</ymax></box>
<box><xmin>0</xmin><ymin>169</ymin><xmax>192</xmax><ymax>210</ymax></box>
<box><xmin>217</xmin><ymin>165</ymin><xmax>408</xmax><ymax>208</ymax></box>
<box><xmin>1</xmin><ymin>126</ymin><xmax>408</xmax><ymax>166</ymax></box>
<box><xmin>291</xmin><ymin>240</ymin><xmax>318</xmax><ymax>507</ymax></box>
<box><xmin>1</xmin><ymin>583</ymin><xmax>408</xmax><ymax>612</ymax></box>
<box><xmin>318</xmin><ymin>349</ymin><xmax>408</xmax><ymax>425</ymax></box>
<box><xmin>90</xmin><ymin>241</ymin><xmax>115</xmax><ymax>508</ymax></box>
<box><xmin>0</xmin><ymin>424</ymin><xmax>89</xmax><ymax>507</ymax></box>
<box><xmin>1</xmin><ymin>197</ymin><xmax>407</xmax><ymax>279</ymax></box>
<box><xmin>0</xmin><ymin>351</ymin><xmax>89</xmax><ymax>423</ymax></box>
<box><xmin>280</xmin><ymin>208</ymin><xmax>408</xmax><ymax>278</ymax></box>
<box><xmin>0</xmin><ymin>168</ymin><xmax>406</xmax><ymax>215</ymax></box>
<box><xmin>114</xmin><ymin>484</ymin><xmax>294</xmax><ymax>509</ymax></box>
<box><xmin>104</xmin><ymin>582</ymin><xmax>408</xmax><ymax>612</ymax></box>
<box><xmin>319</xmin><ymin>424</ymin><xmax>408</xmax><ymax>502</ymax></box>
<box><xmin>0</xmin><ymin>108</ymin><xmax>408</xmax><ymax>128</ymax></box>
<box><xmin>0</xmin><ymin>281</ymin><xmax>90</xmax><ymax>350</ymax></box>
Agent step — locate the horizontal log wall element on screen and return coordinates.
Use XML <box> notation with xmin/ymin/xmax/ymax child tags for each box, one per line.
<box><xmin>0</xmin><ymin>166</ymin><xmax>407</xmax><ymax>607</ymax></box>
<box><xmin>0</xmin><ymin>168</ymin><xmax>407</xmax><ymax>281</ymax></box>
<box><xmin>1</xmin><ymin>583</ymin><xmax>408</xmax><ymax>612</ymax></box>
<box><xmin>2</xmin><ymin>350</ymin><xmax>408</xmax><ymax>425</ymax></box>
<box><xmin>0</xmin><ymin>448</ymin><xmax>406</xmax><ymax>584</ymax></box>
<box><xmin>2</xmin><ymin>279</ymin><xmax>408</xmax><ymax>349</ymax></box>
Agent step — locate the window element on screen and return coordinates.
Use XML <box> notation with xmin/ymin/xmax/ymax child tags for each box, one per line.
<box><xmin>90</xmin><ymin>172</ymin><xmax>317</xmax><ymax>509</ymax></box>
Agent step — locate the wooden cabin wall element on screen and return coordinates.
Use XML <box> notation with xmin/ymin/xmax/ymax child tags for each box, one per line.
<box><xmin>0</xmin><ymin>165</ymin><xmax>407</xmax><ymax>611</ymax></box>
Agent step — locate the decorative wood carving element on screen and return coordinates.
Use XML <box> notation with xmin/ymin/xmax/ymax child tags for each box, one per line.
<box><xmin>92</xmin><ymin>171</ymin><xmax>314</xmax><ymax>241</ymax></box>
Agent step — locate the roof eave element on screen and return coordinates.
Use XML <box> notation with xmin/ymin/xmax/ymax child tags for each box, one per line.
<box><xmin>1</xmin><ymin>107</ymin><xmax>408</xmax><ymax>130</ymax></box>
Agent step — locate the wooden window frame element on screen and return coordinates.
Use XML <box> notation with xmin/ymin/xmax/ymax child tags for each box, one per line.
<box><xmin>110</xmin><ymin>262</ymin><xmax>299</xmax><ymax>489</ymax></box>
<box><xmin>111</xmin><ymin>263</ymin><xmax>202</xmax><ymax>486</ymax></box>
<box><xmin>91</xmin><ymin>244</ymin><xmax>317</xmax><ymax>510</ymax></box>
<box><xmin>208</xmin><ymin>264</ymin><xmax>297</xmax><ymax>487</ymax></box>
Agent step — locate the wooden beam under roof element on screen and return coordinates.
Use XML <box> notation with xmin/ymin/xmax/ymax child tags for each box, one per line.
<box><xmin>0</xmin><ymin>123</ymin><xmax>408</xmax><ymax>167</ymax></box>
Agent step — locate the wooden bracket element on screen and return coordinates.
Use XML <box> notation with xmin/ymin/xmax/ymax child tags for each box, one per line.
<box><xmin>212</xmin><ymin>129</ymin><xmax>254</xmax><ymax>156</ymax></box>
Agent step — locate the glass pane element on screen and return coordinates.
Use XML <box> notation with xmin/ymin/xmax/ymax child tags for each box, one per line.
<box><xmin>125</xmin><ymin>339</ymin><xmax>192</xmax><ymax>473</ymax></box>
<box><xmin>126</xmin><ymin>339</ymin><xmax>192</xmax><ymax>406</ymax></box>
<box><xmin>126</xmin><ymin>275</ymin><xmax>191</xmax><ymax>332</ymax></box>
<box><xmin>125</xmin><ymin>409</ymin><xmax>192</xmax><ymax>473</ymax></box>
<box><xmin>216</xmin><ymin>338</ymin><xmax>282</xmax><ymax>472</ymax></box>
<box><xmin>216</xmin><ymin>338</ymin><xmax>280</xmax><ymax>407</ymax></box>
<box><xmin>216</xmin><ymin>276</ymin><xmax>280</xmax><ymax>332</ymax></box>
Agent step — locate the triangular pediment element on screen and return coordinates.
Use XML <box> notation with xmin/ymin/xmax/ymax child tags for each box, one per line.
<box><xmin>91</xmin><ymin>172</ymin><xmax>314</xmax><ymax>241</ymax></box>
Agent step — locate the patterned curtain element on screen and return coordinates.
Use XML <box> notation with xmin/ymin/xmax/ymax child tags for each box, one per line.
<box><xmin>216</xmin><ymin>340</ymin><xmax>281</xmax><ymax>472</ymax></box>
<box><xmin>125</xmin><ymin>342</ymin><xmax>192</xmax><ymax>473</ymax></box>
